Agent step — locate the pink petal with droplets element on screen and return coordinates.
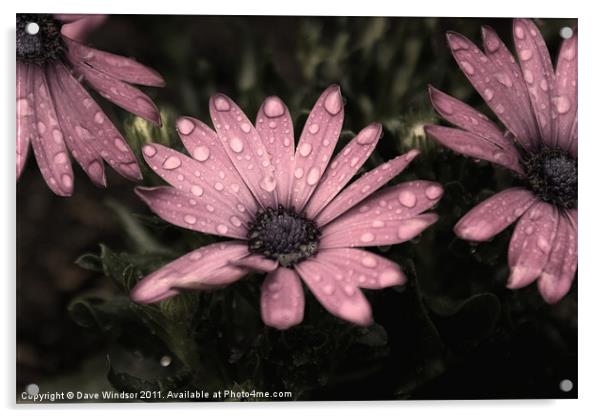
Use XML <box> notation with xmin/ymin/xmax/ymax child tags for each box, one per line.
<box><xmin>58</xmin><ymin>15</ymin><xmax>107</xmax><ymax>42</ymax></box>
<box><xmin>209</xmin><ymin>93</ymin><xmax>278</xmax><ymax>208</ymax></box>
<box><xmin>231</xmin><ymin>254</ymin><xmax>278</xmax><ymax>273</ymax></box>
<box><xmin>255</xmin><ymin>96</ymin><xmax>295</xmax><ymax>204</ymax></box>
<box><xmin>309</xmin><ymin>248</ymin><xmax>406</xmax><ymax>289</ymax></box>
<box><xmin>136</xmin><ymin>185</ymin><xmax>248</xmax><ymax>239</ymax></box>
<box><xmin>176</xmin><ymin>116</ymin><xmax>259</xmax><ymax>215</ymax></box>
<box><xmin>46</xmin><ymin>66</ymin><xmax>107</xmax><ymax>187</ymax></box>
<box><xmin>538</xmin><ymin>210</ymin><xmax>577</xmax><ymax>303</ymax></box>
<box><xmin>290</xmin><ymin>85</ymin><xmax>344</xmax><ymax>211</ymax></box>
<box><xmin>295</xmin><ymin>259</ymin><xmax>373</xmax><ymax>326</ymax></box>
<box><xmin>315</xmin><ymin>149</ymin><xmax>420</xmax><ymax>226</ymax></box>
<box><xmin>507</xmin><ymin>202</ymin><xmax>558</xmax><ymax>289</ymax></box>
<box><xmin>513</xmin><ymin>19</ymin><xmax>557</xmax><ymax>146</ymax></box>
<box><xmin>321</xmin><ymin>213</ymin><xmax>438</xmax><ymax>249</ymax></box>
<box><xmin>454</xmin><ymin>188</ymin><xmax>537</xmax><ymax>241</ymax></box>
<box><xmin>428</xmin><ymin>86</ymin><xmax>515</xmax><ymax>150</ymax></box>
<box><xmin>304</xmin><ymin>123</ymin><xmax>382</xmax><ymax>219</ymax></box>
<box><xmin>72</xmin><ymin>61</ymin><xmax>161</xmax><ymax>125</ymax></box>
<box><xmin>16</xmin><ymin>62</ymin><xmax>33</xmax><ymax>179</ymax></box>
<box><xmin>54</xmin><ymin>14</ymin><xmax>95</xmax><ymax>23</ymax></box>
<box><xmin>480</xmin><ymin>25</ymin><xmax>540</xmax><ymax>149</ymax></box>
<box><xmin>424</xmin><ymin>125</ymin><xmax>523</xmax><ymax>174</ymax></box>
<box><xmin>29</xmin><ymin>66</ymin><xmax>74</xmax><ymax>196</ymax></box>
<box><xmin>142</xmin><ymin>142</ymin><xmax>255</xmax><ymax>223</ymax></box>
<box><xmin>261</xmin><ymin>268</ymin><xmax>305</xmax><ymax>330</ymax></box>
<box><xmin>322</xmin><ymin>181</ymin><xmax>443</xmax><ymax>244</ymax></box>
<box><xmin>53</xmin><ymin>62</ymin><xmax>142</xmax><ymax>181</ymax></box>
<box><xmin>64</xmin><ymin>37</ymin><xmax>165</xmax><ymax>86</ymax></box>
<box><xmin>130</xmin><ymin>241</ymin><xmax>249</xmax><ymax>304</ymax></box>
<box><xmin>554</xmin><ymin>30</ymin><xmax>578</xmax><ymax>152</ymax></box>
<box><xmin>446</xmin><ymin>31</ymin><xmax>540</xmax><ymax>148</ymax></box>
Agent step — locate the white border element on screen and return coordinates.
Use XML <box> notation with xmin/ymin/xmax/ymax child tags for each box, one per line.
<box><xmin>4</xmin><ymin>1</ymin><xmax>601</xmax><ymax>416</ymax></box>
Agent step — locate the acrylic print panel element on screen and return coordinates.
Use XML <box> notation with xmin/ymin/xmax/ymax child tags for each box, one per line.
<box><xmin>16</xmin><ymin>14</ymin><xmax>577</xmax><ymax>402</ymax></box>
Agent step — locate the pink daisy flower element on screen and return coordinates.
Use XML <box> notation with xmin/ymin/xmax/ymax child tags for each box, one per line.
<box><xmin>130</xmin><ymin>85</ymin><xmax>443</xmax><ymax>329</ymax></box>
<box><xmin>425</xmin><ymin>19</ymin><xmax>577</xmax><ymax>303</ymax></box>
<box><xmin>16</xmin><ymin>14</ymin><xmax>165</xmax><ymax>195</ymax></box>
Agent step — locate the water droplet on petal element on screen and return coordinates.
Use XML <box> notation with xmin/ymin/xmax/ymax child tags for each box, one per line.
<box><xmin>309</xmin><ymin>123</ymin><xmax>320</xmax><ymax>134</ymax></box>
<box><xmin>520</xmin><ymin>49</ymin><xmax>533</xmax><ymax>61</ymax></box>
<box><xmin>191</xmin><ymin>185</ymin><xmax>204</xmax><ymax>196</ymax></box>
<box><xmin>94</xmin><ymin>112</ymin><xmax>105</xmax><ymax>124</ymax></box>
<box><xmin>263</xmin><ymin>97</ymin><xmax>285</xmax><ymax>118</ymax></box>
<box><xmin>484</xmin><ymin>88</ymin><xmax>494</xmax><ymax>101</ymax></box>
<box><xmin>37</xmin><ymin>122</ymin><xmax>46</xmax><ymax>135</ymax></box>
<box><xmin>322</xmin><ymin>284</ymin><xmax>335</xmax><ymax>295</ymax></box>
<box><xmin>554</xmin><ymin>95</ymin><xmax>571</xmax><ymax>114</ymax></box>
<box><xmin>494</xmin><ymin>73</ymin><xmax>513</xmax><ymax>88</ymax></box>
<box><xmin>142</xmin><ymin>145</ymin><xmax>157</xmax><ymax>157</ymax></box>
<box><xmin>515</xmin><ymin>25</ymin><xmax>525</xmax><ymax>39</ymax></box>
<box><xmin>177</xmin><ymin>117</ymin><xmax>195</xmax><ymax>135</ymax></box>
<box><xmin>260</xmin><ymin>176</ymin><xmax>276</xmax><ymax>192</ymax></box>
<box><xmin>299</xmin><ymin>143</ymin><xmax>312</xmax><ymax>157</ymax></box>
<box><xmin>229</xmin><ymin>137</ymin><xmax>244</xmax><ymax>153</ymax></box>
<box><xmin>162</xmin><ymin>156</ymin><xmax>182</xmax><ymax>170</ymax></box>
<box><xmin>425</xmin><ymin>185</ymin><xmax>443</xmax><ymax>200</ymax></box>
<box><xmin>537</xmin><ymin>237</ymin><xmax>551</xmax><ymax>253</ymax></box>
<box><xmin>214</xmin><ymin>182</ymin><xmax>224</xmax><ymax>191</ymax></box>
<box><xmin>114</xmin><ymin>138</ymin><xmax>129</xmax><ymax>153</ymax></box>
<box><xmin>53</xmin><ymin>152</ymin><xmax>68</xmax><ymax>164</ymax></box>
<box><xmin>306</xmin><ymin>167</ymin><xmax>320</xmax><ymax>185</ymax></box>
<box><xmin>485</xmin><ymin>34</ymin><xmax>500</xmax><ymax>52</ymax></box>
<box><xmin>361</xmin><ymin>256</ymin><xmax>377</xmax><ymax>268</ymax></box>
<box><xmin>398</xmin><ymin>190</ymin><xmax>417</xmax><ymax>207</ymax></box>
<box><xmin>213</xmin><ymin>95</ymin><xmax>231</xmax><ymax>111</ymax></box>
<box><xmin>460</xmin><ymin>61</ymin><xmax>475</xmax><ymax>75</ymax></box>
<box><xmin>524</xmin><ymin>70</ymin><xmax>534</xmax><ymax>84</ymax></box>
<box><xmin>324</xmin><ymin>88</ymin><xmax>343</xmax><ymax>115</ymax></box>
<box><xmin>240</xmin><ymin>122</ymin><xmax>251</xmax><ymax>133</ymax></box>
<box><xmin>372</xmin><ymin>220</ymin><xmax>385</xmax><ymax>228</ymax></box>
<box><xmin>193</xmin><ymin>145</ymin><xmax>210</xmax><ymax>161</ymax></box>
<box><xmin>294</xmin><ymin>168</ymin><xmax>304</xmax><ymax>179</ymax></box>
<box><xmin>184</xmin><ymin>215</ymin><xmax>197</xmax><ymax>225</ymax></box>
<box><xmin>360</xmin><ymin>232</ymin><xmax>375</xmax><ymax>243</ymax></box>
<box><xmin>230</xmin><ymin>216</ymin><xmax>242</xmax><ymax>227</ymax></box>
<box><xmin>61</xmin><ymin>173</ymin><xmax>73</xmax><ymax>188</ymax></box>
<box><xmin>539</xmin><ymin>79</ymin><xmax>549</xmax><ymax>91</ymax></box>
<box><xmin>216</xmin><ymin>224</ymin><xmax>229</xmax><ymax>235</ymax></box>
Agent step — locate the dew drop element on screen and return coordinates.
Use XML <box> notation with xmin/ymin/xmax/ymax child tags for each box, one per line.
<box><xmin>460</xmin><ymin>61</ymin><xmax>475</xmax><ymax>75</ymax></box>
<box><xmin>360</xmin><ymin>232</ymin><xmax>375</xmax><ymax>243</ymax></box>
<box><xmin>263</xmin><ymin>97</ymin><xmax>285</xmax><ymax>118</ymax></box>
<box><xmin>520</xmin><ymin>49</ymin><xmax>533</xmax><ymax>61</ymax></box>
<box><xmin>515</xmin><ymin>25</ymin><xmax>525</xmax><ymax>39</ymax></box>
<box><xmin>184</xmin><ymin>215</ymin><xmax>197</xmax><ymax>225</ymax></box>
<box><xmin>524</xmin><ymin>69</ymin><xmax>534</xmax><ymax>84</ymax></box>
<box><xmin>324</xmin><ymin>88</ymin><xmax>342</xmax><ymax>115</ymax></box>
<box><xmin>294</xmin><ymin>168</ymin><xmax>304</xmax><ymax>179</ymax></box>
<box><xmin>425</xmin><ymin>185</ymin><xmax>443</xmax><ymax>200</ymax></box>
<box><xmin>322</xmin><ymin>284</ymin><xmax>335</xmax><ymax>295</ymax></box>
<box><xmin>94</xmin><ymin>112</ymin><xmax>105</xmax><ymax>124</ymax></box>
<box><xmin>213</xmin><ymin>95</ymin><xmax>231</xmax><ymax>111</ymax></box>
<box><xmin>193</xmin><ymin>145</ymin><xmax>210</xmax><ymax>161</ymax></box>
<box><xmin>52</xmin><ymin>129</ymin><xmax>63</xmax><ymax>144</ymax></box>
<box><xmin>554</xmin><ymin>96</ymin><xmax>571</xmax><ymax>114</ymax></box>
<box><xmin>240</xmin><ymin>122</ymin><xmax>251</xmax><ymax>133</ymax></box>
<box><xmin>484</xmin><ymin>89</ymin><xmax>494</xmax><ymax>101</ymax></box>
<box><xmin>114</xmin><ymin>138</ymin><xmax>129</xmax><ymax>153</ymax></box>
<box><xmin>299</xmin><ymin>143</ymin><xmax>312</xmax><ymax>157</ymax></box>
<box><xmin>214</xmin><ymin>182</ymin><xmax>224</xmax><ymax>191</ymax></box>
<box><xmin>309</xmin><ymin>123</ymin><xmax>320</xmax><ymax>134</ymax></box>
<box><xmin>53</xmin><ymin>152</ymin><xmax>68</xmax><ymax>164</ymax></box>
<box><xmin>372</xmin><ymin>220</ymin><xmax>385</xmax><ymax>228</ymax></box>
<box><xmin>162</xmin><ymin>156</ymin><xmax>182</xmax><ymax>170</ymax></box>
<box><xmin>61</xmin><ymin>173</ymin><xmax>73</xmax><ymax>188</ymax></box>
<box><xmin>177</xmin><ymin>117</ymin><xmax>195</xmax><ymax>135</ymax></box>
<box><xmin>230</xmin><ymin>216</ymin><xmax>242</xmax><ymax>227</ymax></box>
<box><xmin>260</xmin><ymin>176</ymin><xmax>277</xmax><ymax>192</ymax></box>
<box><xmin>229</xmin><ymin>137</ymin><xmax>244</xmax><ymax>153</ymax></box>
<box><xmin>398</xmin><ymin>190</ymin><xmax>417</xmax><ymax>208</ymax></box>
<box><xmin>361</xmin><ymin>256</ymin><xmax>378</xmax><ymax>268</ymax></box>
<box><xmin>216</xmin><ymin>224</ymin><xmax>229</xmax><ymax>234</ymax></box>
<box><xmin>306</xmin><ymin>167</ymin><xmax>320</xmax><ymax>185</ymax></box>
<box><xmin>191</xmin><ymin>185</ymin><xmax>204</xmax><ymax>196</ymax></box>
<box><xmin>142</xmin><ymin>145</ymin><xmax>157</xmax><ymax>157</ymax></box>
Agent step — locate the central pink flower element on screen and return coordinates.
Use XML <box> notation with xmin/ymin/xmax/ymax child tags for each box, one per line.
<box><xmin>131</xmin><ymin>85</ymin><xmax>443</xmax><ymax>329</ymax></box>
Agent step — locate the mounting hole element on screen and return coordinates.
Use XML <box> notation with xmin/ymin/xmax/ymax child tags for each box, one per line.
<box><xmin>559</xmin><ymin>27</ymin><xmax>573</xmax><ymax>39</ymax></box>
<box><xmin>559</xmin><ymin>379</ymin><xmax>574</xmax><ymax>392</ymax></box>
<box><xmin>25</xmin><ymin>22</ymin><xmax>40</xmax><ymax>35</ymax></box>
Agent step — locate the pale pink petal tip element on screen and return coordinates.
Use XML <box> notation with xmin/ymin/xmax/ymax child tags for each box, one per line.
<box><xmin>261</xmin><ymin>268</ymin><xmax>305</xmax><ymax>330</ymax></box>
<box><xmin>130</xmin><ymin>279</ymin><xmax>179</xmax><ymax>304</ymax></box>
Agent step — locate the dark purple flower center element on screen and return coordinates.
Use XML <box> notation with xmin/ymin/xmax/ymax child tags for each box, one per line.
<box><xmin>17</xmin><ymin>14</ymin><xmax>64</xmax><ymax>64</ymax></box>
<box><xmin>247</xmin><ymin>205</ymin><xmax>320</xmax><ymax>267</ymax></box>
<box><xmin>524</xmin><ymin>147</ymin><xmax>577</xmax><ymax>209</ymax></box>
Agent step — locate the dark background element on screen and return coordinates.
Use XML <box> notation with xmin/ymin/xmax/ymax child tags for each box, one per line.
<box><xmin>17</xmin><ymin>15</ymin><xmax>577</xmax><ymax>401</ymax></box>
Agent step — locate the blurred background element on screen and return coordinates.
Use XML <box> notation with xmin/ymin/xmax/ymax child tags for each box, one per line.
<box><xmin>17</xmin><ymin>15</ymin><xmax>577</xmax><ymax>401</ymax></box>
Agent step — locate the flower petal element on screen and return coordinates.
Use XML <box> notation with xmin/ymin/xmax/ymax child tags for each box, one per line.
<box><xmin>64</xmin><ymin>37</ymin><xmax>165</xmax><ymax>86</ymax></box>
<box><xmin>136</xmin><ymin>186</ymin><xmax>248</xmax><ymax>239</ymax></box>
<box><xmin>53</xmin><ymin>62</ymin><xmax>142</xmax><ymax>181</ymax></box>
<box><xmin>130</xmin><ymin>241</ymin><xmax>249</xmax><ymax>304</ymax></box>
<box><xmin>304</xmin><ymin>123</ymin><xmax>381</xmax><ymax>219</ymax></box>
<box><xmin>59</xmin><ymin>15</ymin><xmax>107</xmax><ymax>42</ymax></box>
<box><xmin>554</xmin><ymin>30</ymin><xmax>578</xmax><ymax>152</ymax></box>
<box><xmin>480</xmin><ymin>25</ymin><xmax>540</xmax><ymax>149</ymax></box>
<box><xmin>295</xmin><ymin>259</ymin><xmax>373</xmax><ymax>326</ymax></box>
<box><xmin>255</xmin><ymin>96</ymin><xmax>295</xmax><ymax>205</ymax></box>
<box><xmin>209</xmin><ymin>93</ymin><xmax>278</xmax><ymax>208</ymax></box>
<box><xmin>290</xmin><ymin>85</ymin><xmax>344</xmax><ymax>211</ymax></box>
<box><xmin>447</xmin><ymin>31</ymin><xmax>542</xmax><ymax>150</ymax></box>
<box><xmin>309</xmin><ymin>248</ymin><xmax>406</xmax><ymax>289</ymax></box>
<box><xmin>538</xmin><ymin>210</ymin><xmax>577</xmax><ymax>303</ymax></box>
<box><xmin>72</xmin><ymin>61</ymin><xmax>161</xmax><ymax>125</ymax></box>
<box><xmin>321</xmin><ymin>181</ymin><xmax>443</xmax><ymax>248</ymax></box>
<box><xmin>513</xmin><ymin>19</ymin><xmax>557</xmax><ymax>146</ymax></box>
<box><xmin>428</xmin><ymin>86</ymin><xmax>514</xmax><ymax>150</ymax></box>
<box><xmin>315</xmin><ymin>149</ymin><xmax>420</xmax><ymax>227</ymax></box>
<box><xmin>232</xmin><ymin>254</ymin><xmax>278</xmax><ymax>273</ymax></box>
<box><xmin>16</xmin><ymin>62</ymin><xmax>34</xmax><ymax>179</ymax></box>
<box><xmin>175</xmin><ymin>117</ymin><xmax>259</xmax><ymax>215</ymax></box>
<box><xmin>425</xmin><ymin>125</ymin><xmax>523</xmax><ymax>174</ymax></box>
<box><xmin>29</xmin><ymin>66</ymin><xmax>74</xmax><ymax>196</ymax></box>
<box><xmin>141</xmin><ymin>142</ymin><xmax>255</xmax><ymax>223</ymax></box>
<box><xmin>454</xmin><ymin>188</ymin><xmax>537</xmax><ymax>241</ymax></box>
<box><xmin>46</xmin><ymin>64</ymin><xmax>107</xmax><ymax>187</ymax></box>
<box><xmin>507</xmin><ymin>202</ymin><xmax>559</xmax><ymax>289</ymax></box>
<box><xmin>261</xmin><ymin>268</ymin><xmax>305</xmax><ymax>330</ymax></box>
